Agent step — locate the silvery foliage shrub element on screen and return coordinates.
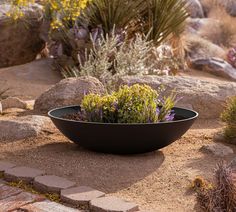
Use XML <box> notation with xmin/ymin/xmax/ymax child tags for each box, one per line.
<box><xmin>62</xmin><ymin>32</ymin><xmax>179</xmax><ymax>89</ymax></box>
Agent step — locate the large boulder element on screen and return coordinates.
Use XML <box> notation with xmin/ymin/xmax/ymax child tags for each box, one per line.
<box><xmin>34</xmin><ymin>76</ymin><xmax>106</xmax><ymax>113</ymax></box>
<box><xmin>0</xmin><ymin>115</ymin><xmax>51</xmax><ymax>142</ymax></box>
<box><xmin>190</xmin><ymin>58</ymin><xmax>236</xmax><ymax>81</ymax></box>
<box><xmin>187</xmin><ymin>0</ymin><xmax>204</xmax><ymax>18</ymax></box>
<box><xmin>225</xmin><ymin>1</ymin><xmax>236</xmax><ymax>17</ymax></box>
<box><xmin>0</xmin><ymin>59</ymin><xmax>62</xmax><ymax>100</ymax></box>
<box><xmin>118</xmin><ymin>75</ymin><xmax>236</xmax><ymax>119</ymax></box>
<box><xmin>184</xmin><ymin>35</ymin><xmax>226</xmax><ymax>60</ymax></box>
<box><xmin>0</xmin><ymin>4</ymin><xmax>45</xmax><ymax>67</ymax></box>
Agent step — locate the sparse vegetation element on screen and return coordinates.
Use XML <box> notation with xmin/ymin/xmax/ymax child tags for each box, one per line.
<box><xmin>192</xmin><ymin>161</ymin><xmax>236</xmax><ymax>212</ymax></box>
<box><xmin>221</xmin><ymin>96</ymin><xmax>236</xmax><ymax>142</ymax></box>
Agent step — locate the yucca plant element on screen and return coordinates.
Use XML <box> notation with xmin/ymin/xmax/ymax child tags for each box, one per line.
<box><xmin>141</xmin><ymin>0</ymin><xmax>189</xmax><ymax>45</ymax></box>
<box><xmin>80</xmin><ymin>0</ymin><xmax>145</xmax><ymax>34</ymax></box>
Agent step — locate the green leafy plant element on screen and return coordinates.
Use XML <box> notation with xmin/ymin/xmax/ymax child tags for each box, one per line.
<box><xmin>80</xmin><ymin>0</ymin><xmax>145</xmax><ymax>34</ymax></box>
<box><xmin>221</xmin><ymin>96</ymin><xmax>236</xmax><ymax>141</ymax></box>
<box><xmin>80</xmin><ymin>84</ymin><xmax>177</xmax><ymax>123</ymax></box>
<box><xmin>141</xmin><ymin>0</ymin><xmax>188</xmax><ymax>45</ymax></box>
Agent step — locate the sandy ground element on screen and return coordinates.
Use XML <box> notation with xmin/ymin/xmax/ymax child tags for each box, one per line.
<box><xmin>0</xmin><ymin>66</ymin><xmax>235</xmax><ymax>211</ymax></box>
<box><xmin>0</xmin><ymin>110</ymin><xmax>235</xmax><ymax>212</ymax></box>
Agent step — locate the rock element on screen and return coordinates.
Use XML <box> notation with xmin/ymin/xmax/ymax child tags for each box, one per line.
<box><xmin>61</xmin><ymin>186</ymin><xmax>105</xmax><ymax>207</ymax></box>
<box><xmin>186</xmin><ymin>18</ymin><xmax>220</xmax><ymax>32</ymax></box>
<box><xmin>1</xmin><ymin>97</ymin><xmax>27</xmax><ymax>110</ymax></box>
<box><xmin>4</xmin><ymin>166</ymin><xmax>45</xmax><ymax>183</ymax></box>
<box><xmin>187</xmin><ymin>0</ymin><xmax>204</xmax><ymax>18</ymax></box>
<box><xmin>0</xmin><ymin>115</ymin><xmax>51</xmax><ymax>141</ymax></box>
<box><xmin>190</xmin><ymin>58</ymin><xmax>236</xmax><ymax>81</ymax></box>
<box><xmin>118</xmin><ymin>75</ymin><xmax>236</xmax><ymax>119</ymax></box>
<box><xmin>0</xmin><ymin>4</ymin><xmax>45</xmax><ymax>67</ymax></box>
<box><xmin>0</xmin><ymin>102</ymin><xmax>2</xmax><ymax>115</ymax></box>
<box><xmin>34</xmin><ymin>76</ymin><xmax>106</xmax><ymax>113</ymax></box>
<box><xmin>184</xmin><ymin>35</ymin><xmax>226</xmax><ymax>60</ymax></box>
<box><xmin>0</xmin><ymin>59</ymin><xmax>62</xmax><ymax>100</ymax></box>
<box><xmin>200</xmin><ymin>143</ymin><xmax>234</xmax><ymax>157</ymax></box>
<box><xmin>225</xmin><ymin>0</ymin><xmax>236</xmax><ymax>17</ymax></box>
<box><xmin>0</xmin><ymin>161</ymin><xmax>16</xmax><ymax>173</ymax></box>
<box><xmin>34</xmin><ymin>175</ymin><xmax>76</xmax><ymax>193</ymax></box>
<box><xmin>90</xmin><ymin>196</ymin><xmax>139</xmax><ymax>212</ymax></box>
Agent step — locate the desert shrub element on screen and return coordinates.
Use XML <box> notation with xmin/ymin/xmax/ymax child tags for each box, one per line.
<box><xmin>81</xmin><ymin>84</ymin><xmax>177</xmax><ymax>123</ymax></box>
<box><xmin>192</xmin><ymin>161</ymin><xmax>236</xmax><ymax>212</ymax></box>
<box><xmin>62</xmin><ymin>33</ymin><xmax>181</xmax><ymax>89</ymax></box>
<box><xmin>221</xmin><ymin>96</ymin><xmax>236</xmax><ymax>141</ymax></box>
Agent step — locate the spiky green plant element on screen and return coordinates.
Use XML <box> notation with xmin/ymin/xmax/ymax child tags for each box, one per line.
<box><xmin>80</xmin><ymin>0</ymin><xmax>145</xmax><ymax>34</ymax></box>
<box><xmin>221</xmin><ymin>96</ymin><xmax>236</xmax><ymax>141</ymax></box>
<box><xmin>141</xmin><ymin>0</ymin><xmax>189</xmax><ymax>45</ymax></box>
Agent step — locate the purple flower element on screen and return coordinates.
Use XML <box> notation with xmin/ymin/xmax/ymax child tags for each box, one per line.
<box><xmin>165</xmin><ymin>111</ymin><xmax>175</xmax><ymax>121</ymax></box>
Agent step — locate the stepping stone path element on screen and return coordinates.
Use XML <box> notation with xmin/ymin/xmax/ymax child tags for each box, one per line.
<box><xmin>34</xmin><ymin>175</ymin><xmax>76</xmax><ymax>193</ymax></box>
<box><xmin>0</xmin><ymin>161</ymin><xmax>140</xmax><ymax>211</ymax></box>
<box><xmin>61</xmin><ymin>186</ymin><xmax>105</xmax><ymax>207</ymax></box>
<box><xmin>5</xmin><ymin>166</ymin><xmax>45</xmax><ymax>183</ymax></box>
<box><xmin>16</xmin><ymin>200</ymin><xmax>82</xmax><ymax>212</ymax></box>
<box><xmin>90</xmin><ymin>196</ymin><xmax>139</xmax><ymax>212</ymax></box>
<box><xmin>0</xmin><ymin>191</ymin><xmax>44</xmax><ymax>211</ymax></box>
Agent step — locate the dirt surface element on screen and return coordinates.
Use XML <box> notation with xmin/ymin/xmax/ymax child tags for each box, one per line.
<box><xmin>0</xmin><ymin>111</ymin><xmax>235</xmax><ymax>211</ymax></box>
<box><xmin>0</xmin><ymin>64</ymin><xmax>235</xmax><ymax>211</ymax></box>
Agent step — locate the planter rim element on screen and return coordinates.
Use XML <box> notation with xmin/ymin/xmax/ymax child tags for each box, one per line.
<box><xmin>48</xmin><ymin>105</ymin><xmax>198</xmax><ymax>126</ymax></box>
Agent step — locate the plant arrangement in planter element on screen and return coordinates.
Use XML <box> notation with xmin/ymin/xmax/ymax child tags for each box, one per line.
<box><xmin>48</xmin><ymin>84</ymin><xmax>198</xmax><ymax>154</ymax></box>
<box><xmin>221</xmin><ymin>96</ymin><xmax>236</xmax><ymax>144</ymax></box>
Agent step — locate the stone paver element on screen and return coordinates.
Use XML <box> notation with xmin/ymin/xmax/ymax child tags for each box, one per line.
<box><xmin>4</xmin><ymin>166</ymin><xmax>45</xmax><ymax>183</ymax></box>
<box><xmin>16</xmin><ymin>200</ymin><xmax>82</xmax><ymax>212</ymax></box>
<box><xmin>34</xmin><ymin>175</ymin><xmax>76</xmax><ymax>193</ymax></box>
<box><xmin>0</xmin><ymin>161</ymin><xmax>16</xmax><ymax>173</ymax></box>
<box><xmin>0</xmin><ymin>184</ymin><xmax>22</xmax><ymax>200</ymax></box>
<box><xmin>0</xmin><ymin>191</ymin><xmax>44</xmax><ymax>212</ymax></box>
<box><xmin>90</xmin><ymin>196</ymin><xmax>139</xmax><ymax>212</ymax></box>
<box><xmin>61</xmin><ymin>186</ymin><xmax>105</xmax><ymax>207</ymax></box>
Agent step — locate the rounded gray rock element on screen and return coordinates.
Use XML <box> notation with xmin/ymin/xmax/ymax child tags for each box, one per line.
<box><xmin>34</xmin><ymin>76</ymin><xmax>106</xmax><ymax>113</ymax></box>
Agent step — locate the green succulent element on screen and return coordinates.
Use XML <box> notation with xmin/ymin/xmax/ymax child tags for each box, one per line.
<box><xmin>221</xmin><ymin>96</ymin><xmax>236</xmax><ymax>140</ymax></box>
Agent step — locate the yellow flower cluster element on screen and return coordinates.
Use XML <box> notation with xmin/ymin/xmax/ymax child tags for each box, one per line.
<box><xmin>49</xmin><ymin>0</ymin><xmax>91</xmax><ymax>29</ymax></box>
<box><xmin>6</xmin><ymin>0</ymin><xmax>35</xmax><ymax>20</ymax></box>
<box><xmin>6</xmin><ymin>0</ymin><xmax>90</xmax><ymax>27</ymax></box>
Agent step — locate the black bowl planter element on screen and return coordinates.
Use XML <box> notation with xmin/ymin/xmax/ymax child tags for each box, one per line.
<box><xmin>48</xmin><ymin>106</ymin><xmax>198</xmax><ymax>154</ymax></box>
